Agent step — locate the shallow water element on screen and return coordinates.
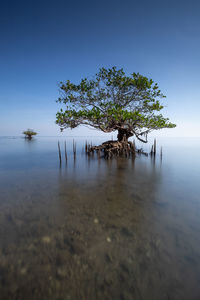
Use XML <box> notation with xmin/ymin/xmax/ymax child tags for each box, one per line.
<box><xmin>0</xmin><ymin>136</ymin><xmax>200</xmax><ymax>300</ymax></box>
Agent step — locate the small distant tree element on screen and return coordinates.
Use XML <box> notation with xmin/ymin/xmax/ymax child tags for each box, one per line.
<box><xmin>56</xmin><ymin>67</ymin><xmax>176</xmax><ymax>153</ymax></box>
<box><xmin>23</xmin><ymin>129</ymin><xmax>37</xmax><ymax>140</ymax></box>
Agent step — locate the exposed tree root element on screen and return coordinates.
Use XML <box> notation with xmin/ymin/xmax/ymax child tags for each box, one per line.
<box><xmin>87</xmin><ymin>140</ymin><xmax>147</xmax><ymax>159</ymax></box>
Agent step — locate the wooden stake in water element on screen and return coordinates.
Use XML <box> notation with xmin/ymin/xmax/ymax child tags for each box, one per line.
<box><xmin>154</xmin><ymin>138</ymin><xmax>156</xmax><ymax>155</ymax></box>
<box><xmin>150</xmin><ymin>145</ymin><xmax>153</xmax><ymax>156</ymax></box>
<box><xmin>64</xmin><ymin>141</ymin><xmax>67</xmax><ymax>164</ymax></box>
<box><xmin>58</xmin><ymin>141</ymin><xmax>62</xmax><ymax>166</ymax></box>
<box><xmin>87</xmin><ymin>144</ymin><xmax>90</xmax><ymax>156</ymax></box>
<box><xmin>73</xmin><ymin>140</ymin><xmax>76</xmax><ymax>160</ymax></box>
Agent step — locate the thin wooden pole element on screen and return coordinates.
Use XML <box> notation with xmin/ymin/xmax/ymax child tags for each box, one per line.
<box><xmin>58</xmin><ymin>141</ymin><xmax>62</xmax><ymax>166</ymax></box>
<box><xmin>154</xmin><ymin>138</ymin><xmax>156</xmax><ymax>155</ymax></box>
<box><xmin>73</xmin><ymin>140</ymin><xmax>76</xmax><ymax>160</ymax></box>
<box><xmin>64</xmin><ymin>141</ymin><xmax>67</xmax><ymax>164</ymax></box>
<box><xmin>150</xmin><ymin>145</ymin><xmax>153</xmax><ymax>156</ymax></box>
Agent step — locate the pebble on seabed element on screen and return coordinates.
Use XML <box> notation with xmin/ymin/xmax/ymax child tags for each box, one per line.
<box><xmin>106</xmin><ymin>237</ymin><xmax>111</xmax><ymax>242</ymax></box>
<box><xmin>20</xmin><ymin>268</ymin><xmax>27</xmax><ymax>275</ymax></box>
<box><xmin>42</xmin><ymin>236</ymin><xmax>51</xmax><ymax>243</ymax></box>
<box><xmin>94</xmin><ymin>218</ymin><xmax>99</xmax><ymax>224</ymax></box>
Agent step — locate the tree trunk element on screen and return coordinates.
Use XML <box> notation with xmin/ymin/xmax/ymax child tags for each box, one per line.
<box><xmin>117</xmin><ymin>129</ymin><xmax>133</xmax><ymax>143</ymax></box>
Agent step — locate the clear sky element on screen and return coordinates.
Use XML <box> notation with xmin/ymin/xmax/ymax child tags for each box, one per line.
<box><xmin>0</xmin><ymin>0</ymin><xmax>200</xmax><ymax>137</ymax></box>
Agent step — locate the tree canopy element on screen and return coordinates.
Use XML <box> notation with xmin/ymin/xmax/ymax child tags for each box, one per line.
<box><xmin>23</xmin><ymin>129</ymin><xmax>37</xmax><ymax>139</ymax></box>
<box><xmin>56</xmin><ymin>67</ymin><xmax>176</xmax><ymax>143</ymax></box>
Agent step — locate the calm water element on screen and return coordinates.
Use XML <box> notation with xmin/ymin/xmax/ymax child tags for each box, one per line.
<box><xmin>0</xmin><ymin>136</ymin><xmax>200</xmax><ymax>300</ymax></box>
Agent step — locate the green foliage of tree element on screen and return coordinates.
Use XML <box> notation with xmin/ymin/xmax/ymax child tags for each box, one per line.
<box><xmin>23</xmin><ymin>129</ymin><xmax>37</xmax><ymax>139</ymax></box>
<box><xmin>56</xmin><ymin>67</ymin><xmax>176</xmax><ymax>143</ymax></box>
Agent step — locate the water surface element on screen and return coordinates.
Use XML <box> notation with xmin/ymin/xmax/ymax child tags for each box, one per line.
<box><xmin>0</xmin><ymin>136</ymin><xmax>200</xmax><ymax>300</ymax></box>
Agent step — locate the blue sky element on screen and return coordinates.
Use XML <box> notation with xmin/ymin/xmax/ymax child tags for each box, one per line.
<box><xmin>0</xmin><ymin>0</ymin><xmax>200</xmax><ymax>137</ymax></box>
